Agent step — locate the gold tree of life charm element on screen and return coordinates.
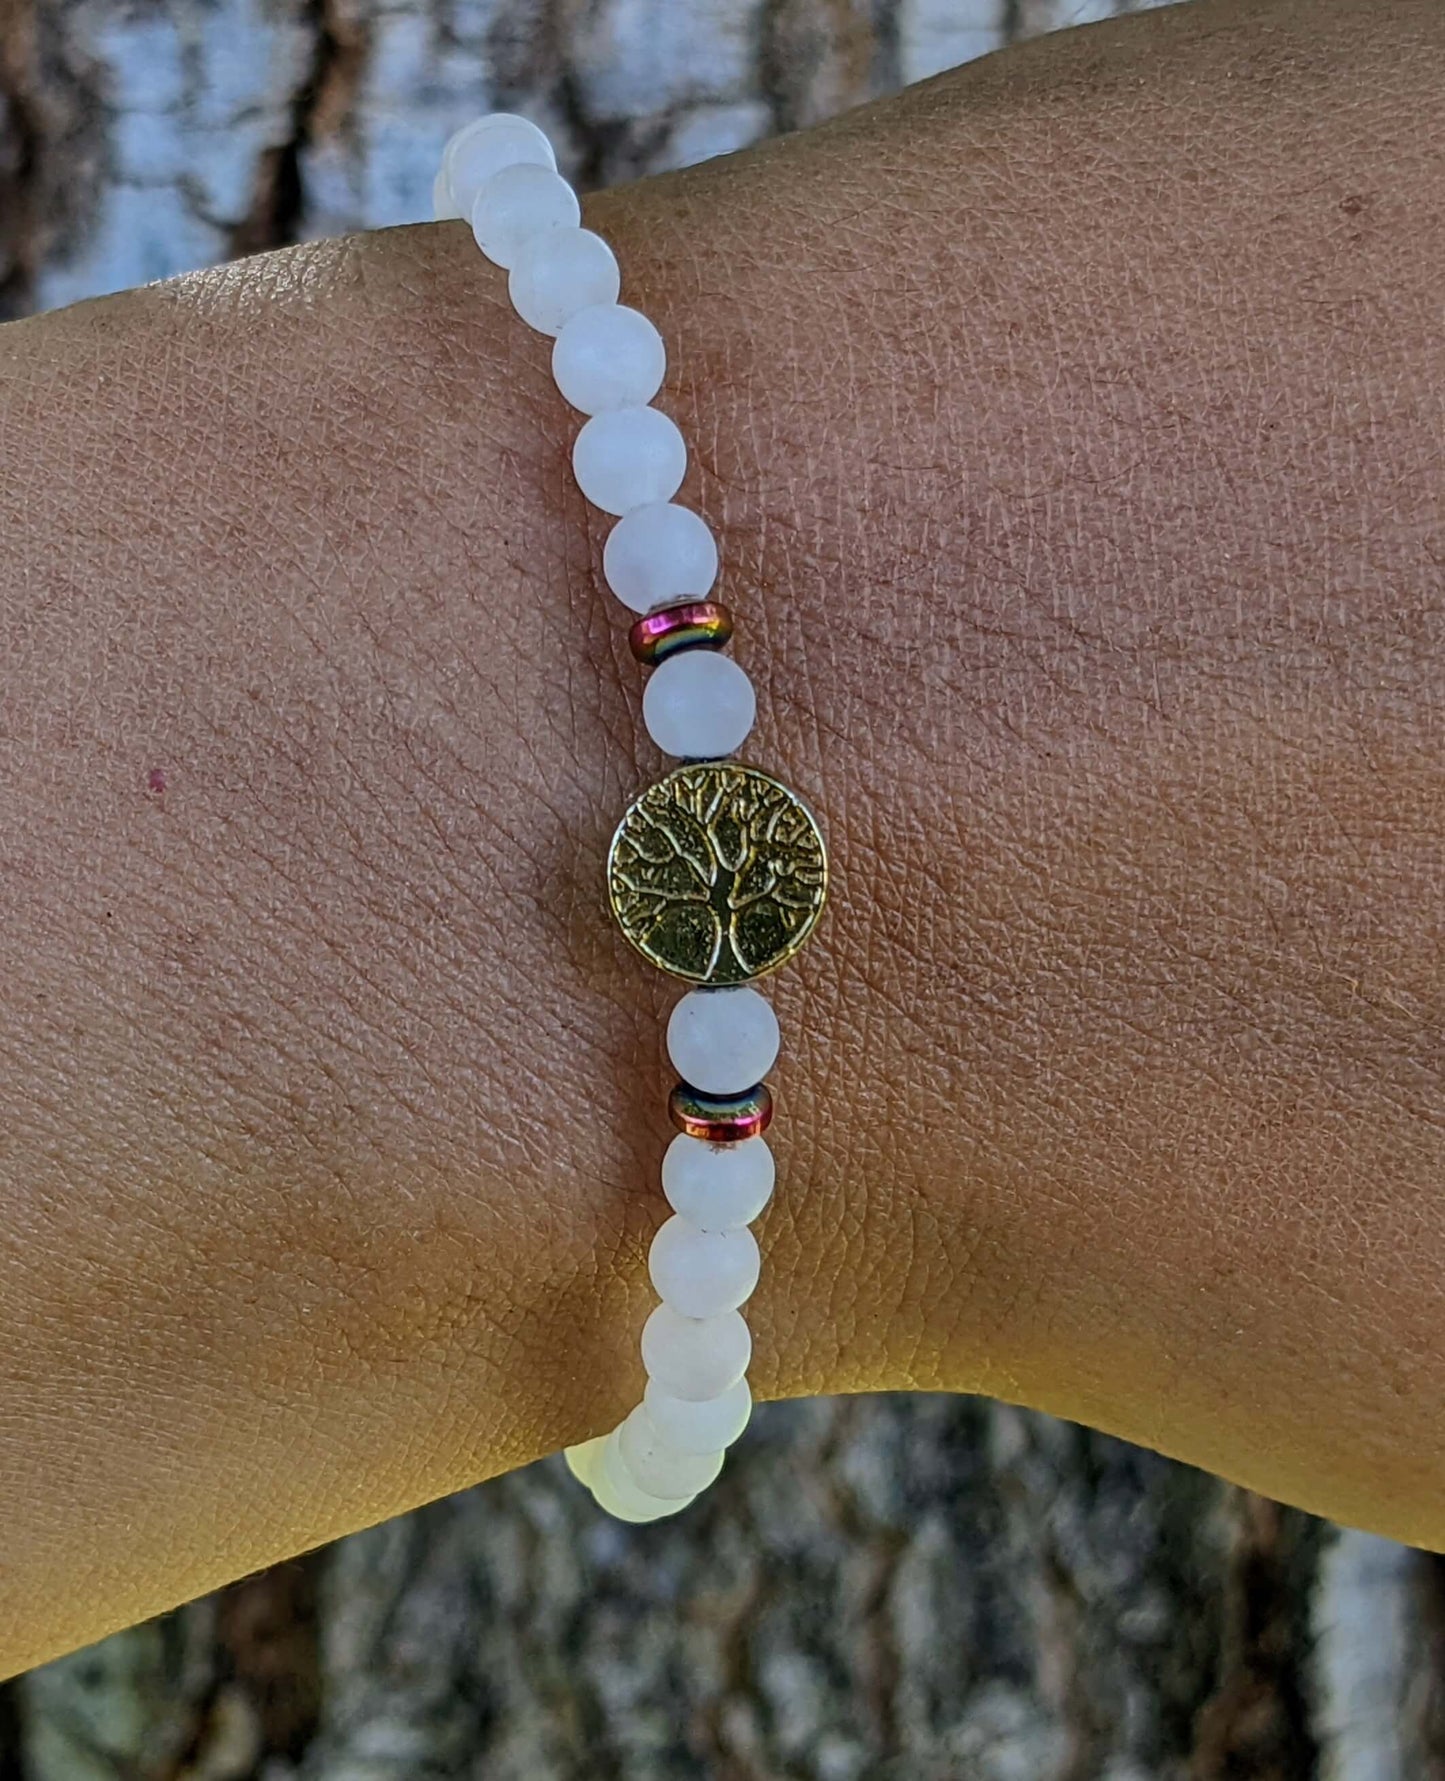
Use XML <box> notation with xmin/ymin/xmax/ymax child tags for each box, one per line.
<box><xmin>607</xmin><ymin>762</ymin><xmax>828</xmax><ymax>985</ymax></box>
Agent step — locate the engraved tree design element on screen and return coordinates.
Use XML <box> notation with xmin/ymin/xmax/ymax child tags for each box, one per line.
<box><xmin>609</xmin><ymin>767</ymin><xmax>827</xmax><ymax>983</ymax></box>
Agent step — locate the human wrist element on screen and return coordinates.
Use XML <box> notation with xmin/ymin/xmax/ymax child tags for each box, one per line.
<box><xmin>5</xmin><ymin>0</ymin><xmax>1444</xmax><ymax>1675</ymax></box>
<box><xmin>577</xmin><ymin>8</ymin><xmax>1445</xmax><ymax>1551</ymax></box>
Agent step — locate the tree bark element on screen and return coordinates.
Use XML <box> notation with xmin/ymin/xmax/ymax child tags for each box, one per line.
<box><xmin>1</xmin><ymin>1</ymin><xmax>1441</xmax><ymax>1776</ymax></box>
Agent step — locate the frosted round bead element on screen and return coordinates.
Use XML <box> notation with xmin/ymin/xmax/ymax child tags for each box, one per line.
<box><xmin>649</xmin><ymin>1216</ymin><xmax>760</xmax><ymax>1319</ymax></box>
<box><xmin>640</xmin><ymin>1305</ymin><xmax>751</xmax><ymax>1400</ymax></box>
<box><xmin>662</xmin><ymin>1134</ymin><xmax>775</xmax><ymax>1229</ymax></box>
<box><xmin>603</xmin><ymin>501</ymin><xmax>719</xmax><ymax>613</ymax></box>
<box><xmin>644</xmin><ymin>1377</ymin><xmax>753</xmax><ymax>1455</ymax></box>
<box><xmin>564</xmin><ymin>1434</ymin><xmax>605</xmax><ymax>1488</ymax></box>
<box><xmin>508</xmin><ymin>228</ymin><xmax>620</xmax><ymax>336</ymax></box>
<box><xmin>442</xmin><ymin>115</ymin><xmax>553</xmax><ymax>186</ymax></box>
<box><xmin>572</xmin><ymin>406</ymin><xmax>687</xmax><ymax>516</ymax></box>
<box><xmin>643</xmin><ymin>649</ymin><xmax>755</xmax><ymax>759</ymax></box>
<box><xmin>433</xmin><ymin>169</ymin><xmax>462</xmax><ymax>222</ymax></box>
<box><xmin>438</xmin><ymin>119</ymin><xmax>493</xmax><ymax>209</ymax></box>
<box><xmin>618</xmin><ymin>1407</ymin><xmax>726</xmax><ymax>1498</ymax></box>
<box><xmin>470</xmin><ymin>161</ymin><xmax>579</xmax><ymax>269</ymax></box>
<box><xmin>447</xmin><ymin>116</ymin><xmax>556</xmax><ymax>220</ymax></box>
<box><xmin>592</xmin><ymin>1430</ymin><xmax>693</xmax><ymax>1523</ymax></box>
<box><xmin>668</xmin><ymin>986</ymin><xmax>780</xmax><ymax>1096</ymax></box>
<box><xmin>553</xmin><ymin>304</ymin><xmax>666</xmax><ymax>415</ymax></box>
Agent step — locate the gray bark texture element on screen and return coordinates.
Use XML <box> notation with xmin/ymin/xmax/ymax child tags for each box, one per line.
<box><xmin>2</xmin><ymin>1</ymin><xmax>1443</xmax><ymax>1776</ymax></box>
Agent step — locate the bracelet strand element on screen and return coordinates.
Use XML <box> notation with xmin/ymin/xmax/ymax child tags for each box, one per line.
<box><xmin>434</xmin><ymin>115</ymin><xmax>828</xmax><ymax>1521</ymax></box>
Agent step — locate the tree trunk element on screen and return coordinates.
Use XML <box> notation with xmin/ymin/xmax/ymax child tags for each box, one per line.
<box><xmin>2</xmin><ymin>2</ymin><xmax>1441</xmax><ymax>1776</ymax></box>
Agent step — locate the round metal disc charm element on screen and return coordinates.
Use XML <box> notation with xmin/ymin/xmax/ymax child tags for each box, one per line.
<box><xmin>607</xmin><ymin>762</ymin><xmax>828</xmax><ymax>984</ymax></box>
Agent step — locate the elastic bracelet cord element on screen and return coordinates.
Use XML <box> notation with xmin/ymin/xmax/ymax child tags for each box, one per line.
<box><xmin>434</xmin><ymin>116</ymin><xmax>828</xmax><ymax>1521</ymax></box>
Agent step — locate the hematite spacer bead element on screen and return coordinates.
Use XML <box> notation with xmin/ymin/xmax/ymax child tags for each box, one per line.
<box><xmin>668</xmin><ymin>1080</ymin><xmax>773</xmax><ymax>1142</ymax></box>
<box><xmin>628</xmin><ymin>600</ymin><xmax>734</xmax><ymax>666</ymax></box>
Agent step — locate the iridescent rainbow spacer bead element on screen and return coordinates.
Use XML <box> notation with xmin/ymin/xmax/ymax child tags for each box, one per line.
<box><xmin>668</xmin><ymin>1080</ymin><xmax>774</xmax><ymax>1142</ymax></box>
<box><xmin>628</xmin><ymin>599</ymin><xmax>734</xmax><ymax>666</ymax></box>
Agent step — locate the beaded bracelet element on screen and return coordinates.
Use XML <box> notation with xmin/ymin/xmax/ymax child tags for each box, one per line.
<box><xmin>434</xmin><ymin>115</ymin><xmax>828</xmax><ymax>1521</ymax></box>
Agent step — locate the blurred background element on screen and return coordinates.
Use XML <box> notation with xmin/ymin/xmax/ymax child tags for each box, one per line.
<box><xmin>1</xmin><ymin>1</ymin><xmax>1442</xmax><ymax>1775</ymax></box>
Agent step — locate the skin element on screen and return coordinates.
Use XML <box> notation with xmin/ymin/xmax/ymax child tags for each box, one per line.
<box><xmin>0</xmin><ymin>0</ymin><xmax>1441</xmax><ymax>1677</ymax></box>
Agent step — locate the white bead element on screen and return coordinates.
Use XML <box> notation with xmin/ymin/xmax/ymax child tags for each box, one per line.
<box><xmin>641</xmin><ymin>1304</ymin><xmax>751</xmax><ymax>1400</ymax></box>
<box><xmin>572</xmin><ymin>406</ymin><xmax>687</xmax><ymax>515</ymax></box>
<box><xmin>508</xmin><ymin>228</ymin><xmax>620</xmax><ymax>336</ymax></box>
<box><xmin>618</xmin><ymin>1407</ymin><xmax>726</xmax><ymax>1498</ymax></box>
<box><xmin>433</xmin><ymin>169</ymin><xmax>463</xmax><ymax>222</ymax></box>
<box><xmin>592</xmin><ymin>1429</ymin><xmax>693</xmax><ymax>1523</ymax></box>
<box><xmin>564</xmin><ymin>1434</ymin><xmax>605</xmax><ymax>1488</ymax></box>
<box><xmin>644</xmin><ymin>1377</ymin><xmax>753</xmax><ymax>1455</ymax></box>
<box><xmin>667</xmin><ymin>987</ymin><xmax>780</xmax><ymax>1096</ymax></box>
<box><xmin>470</xmin><ymin>162</ymin><xmax>579</xmax><ymax>269</ymax></box>
<box><xmin>552</xmin><ymin>304</ymin><xmax>666</xmax><ymax>415</ymax></box>
<box><xmin>602</xmin><ymin>502</ymin><xmax>719</xmax><ymax>613</ymax></box>
<box><xmin>447</xmin><ymin>116</ymin><xmax>556</xmax><ymax>220</ymax></box>
<box><xmin>661</xmin><ymin>1134</ymin><xmax>775</xmax><ymax>1229</ymax></box>
<box><xmin>442</xmin><ymin>115</ymin><xmax>553</xmax><ymax>186</ymax></box>
<box><xmin>649</xmin><ymin>1216</ymin><xmax>760</xmax><ymax>1319</ymax></box>
<box><xmin>643</xmin><ymin>649</ymin><xmax>755</xmax><ymax>759</ymax></box>
<box><xmin>438</xmin><ymin>119</ymin><xmax>493</xmax><ymax>206</ymax></box>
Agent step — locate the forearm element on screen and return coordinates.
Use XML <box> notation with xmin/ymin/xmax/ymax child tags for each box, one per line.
<box><xmin>2</xmin><ymin>0</ymin><xmax>1442</xmax><ymax>1674</ymax></box>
